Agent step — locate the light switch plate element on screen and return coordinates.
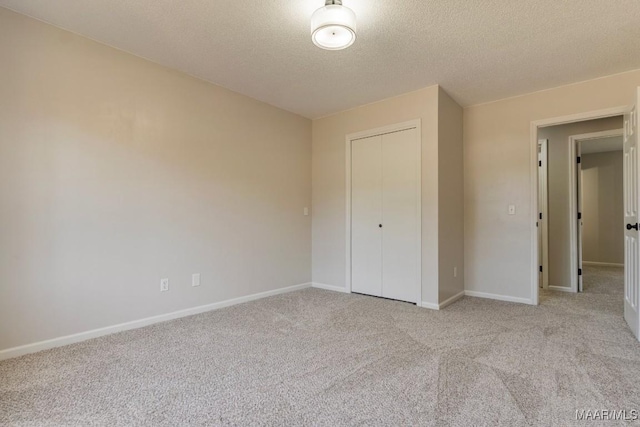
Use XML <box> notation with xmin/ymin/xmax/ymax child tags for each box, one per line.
<box><xmin>192</xmin><ymin>273</ymin><xmax>201</xmax><ymax>287</ymax></box>
<box><xmin>508</xmin><ymin>204</ymin><xmax>516</xmax><ymax>215</ymax></box>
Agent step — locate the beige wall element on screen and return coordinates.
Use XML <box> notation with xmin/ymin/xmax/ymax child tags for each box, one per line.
<box><xmin>0</xmin><ymin>8</ymin><xmax>311</xmax><ymax>351</ymax></box>
<box><xmin>582</xmin><ymin>151</ymin><xmax>624</xmax><ymax>265</ymax></box>
<box><xmin>438</xmin><ymin>88</ymin><xmax>465</xmax><ymax>302</ymax></box>
<box><xmin>311</xmin><ymin>85</ymin><xmax>463</xmax><ymax>305</ymax></box>
<box><xmin>464</xmin><ymin>69</ymin><xmax>640</xmax><ymax>301</ymax></box>
<box><xmin>538</xmin><ymin>117</ymin><xmax>622</xmax><ymax>288</ymax></box>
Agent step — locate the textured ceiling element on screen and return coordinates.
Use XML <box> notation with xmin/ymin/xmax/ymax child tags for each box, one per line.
<box><xmin>2</xmin><ymin>0</ymin><xmax>640</xmax><ymax>118</ymax></box>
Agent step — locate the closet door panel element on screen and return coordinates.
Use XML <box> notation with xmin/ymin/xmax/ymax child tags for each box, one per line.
<box><xmin>351</xmin><ymin>136</ymin><xmax>383</xmax><ymax>297</ymax></box>
<box><xmin>381</xmin><ymin>129</ymin><xmax>419</xmax><ymax>303</ymax></box>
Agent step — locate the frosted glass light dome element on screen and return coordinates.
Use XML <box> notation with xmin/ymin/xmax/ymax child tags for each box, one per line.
<box><xmin>311</xmin><ymin>1</ymin><xmax>356</xmax><ymax>50</ymax></box>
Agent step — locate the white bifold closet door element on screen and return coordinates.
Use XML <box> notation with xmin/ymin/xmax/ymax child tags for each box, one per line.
<box><xmin>351</xmin><ymin>128</ymin><xmax>419</xmax><ymax>303</ymax></box>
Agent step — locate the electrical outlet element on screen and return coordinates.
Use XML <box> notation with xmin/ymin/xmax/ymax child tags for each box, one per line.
<box><xmin>453</xmin><ymin>267</ymin><xmax>458</xmax><ymax>278</ymax></box>
<box><xmin>160</xmin><ymin>278</ymin><xmax>169</xmax><ymax>292</ymax></box>
<box><xmin>304</xmin><ymin>207</ymin><xmax>309</xmax><ymax>216</ymax></box>
<box><xmin>192</xmin><ymin>273</ymin><xmax>201</xmax><ymax>287</ymax></box>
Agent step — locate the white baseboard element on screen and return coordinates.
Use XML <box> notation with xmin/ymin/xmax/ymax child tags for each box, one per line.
<box><xmin>311</xmin><ymin>282</ymin><xmax>350</xmax><ymax>293</ymax></box>
<box><xmin>0</xmin><ymin>282</ymin><xmax>312</xmax><ymax>361</ymax></box>
<box><xmin>421</xmin><ymin>291</ymin><xmax>465</xmax><ymax>310</ymax></box>
<box><xmin>421</xmin><ymin>301</ymin><xmax>439</xmax><ymax>310</ymax></box>
<box><xmin>548</xmin><ymin>285</ymin><xmax>576</xmax><ymax>293</ymax></box>
<box><xmin>583</xmin><ymin>261</ymin><xmax>624</xmax><ymax>268</ymax></box>
<box><xmin>439</xmin><ymin>291</ymin><xmax>466</xmax><ymax>309</ymax></box>
<box><xmin>464</xmin><ymin>290</ymin><xmax>533</xmax><ymax>305</ymax></box>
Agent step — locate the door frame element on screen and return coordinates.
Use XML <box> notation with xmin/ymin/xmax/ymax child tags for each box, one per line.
<box><xmin>345</xmin><ymin>119</ymin><xmax>422</xmax><ymax>305</ymax></box>
<box><xmin>538</xmin><ymin>139</ymin><xmax>549</xmax><ymax>289</ymax></box>
<box><xmin>567</xmin><ymin>129</ymin><xmax>625</xmax><ymax>292</ymax></box>
<box><xmin>530</xmin><ymin>107</ymin><xmax>628</xmax><ymax>305</ymax></box>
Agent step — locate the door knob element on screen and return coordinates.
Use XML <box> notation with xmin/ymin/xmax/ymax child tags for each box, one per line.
<box><xmin>627</xmin><ymin>223</ymin><xmax>638</xmax><ymax>230</ymax></box>
<box><xmin>379</xmin><ymin>224</ymin><xmax>382</xmax><ymax>228</ymax></box>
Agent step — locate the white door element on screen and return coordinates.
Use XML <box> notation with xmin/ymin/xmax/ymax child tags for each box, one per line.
<box><xmin>624</xmin><ymin>87</ymin><xmax>640</xmax><ymax>340</ymax></box>
<box><xmin>351</xmin><ymin>135</ymin><xmax>383</xmax><ymax>297</ymax></box>
<box><xmin>576</xmin><ymin>142</ymin><xmax>584</xmax><ymax>293</ymax></box>
<box><xmin>381</xmin><ymin>129</ymin><xmax>419</xmax><ymax>302</ymax></box>
<box><xmin>350</xmin><ymin>128</ymin><xmax>420</xmax><ymax>304</ymax></box>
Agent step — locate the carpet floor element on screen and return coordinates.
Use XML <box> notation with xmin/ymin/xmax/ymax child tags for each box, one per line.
<box><xmin>1</xmin><ymin>266</ymin><xmax>640</xmax><ymax>426</ymax></box>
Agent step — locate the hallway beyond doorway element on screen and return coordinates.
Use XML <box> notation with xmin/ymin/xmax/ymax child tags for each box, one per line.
<box><xmin>541</xmin><ymin>265</ymin><xmax>623</xmax><ymax>316</ymax></box>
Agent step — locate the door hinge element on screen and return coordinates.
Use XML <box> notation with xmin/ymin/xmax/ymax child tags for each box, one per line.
<box><xmin>578</xmin><ymin>212</ymin><xmax>582</xmax><ymax>220</ymax></box>
<box><xmin>578</xmin><ymin>268</ymin><xmax>582</xmax><ymax>276</ymax></box>
<box><xmin>539</xmin><ymin>160</ymin><xmax>542</xmax><ymax>167</ymax></box>
<box><xmin>539</xmin><ymin>265</ymin><xmax>543</xmax><ymax>273</ymax></box>
<box><xmin>539</xmin><ymin>212</ymin><xmax>543</xmax><ymax>220</ymax></box>
<box><xmin>577</xmin><ymin>156</ymin><xmax>581</xmax><ymax>164</ymax></box>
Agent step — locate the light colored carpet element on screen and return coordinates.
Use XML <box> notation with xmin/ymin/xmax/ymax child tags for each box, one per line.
<box><xmin>1</xmin><ymin>266</ymin><xmax>639</xmax><ymax>426</ymax></box>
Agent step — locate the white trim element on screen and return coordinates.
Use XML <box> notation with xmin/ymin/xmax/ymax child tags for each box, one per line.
<box><xmin>345</xmin><ymin>119</ymin><xmax>422</xmax><ymax>304</ymax></box>
<box><xmin>464</xmin><ymin>290</ymin><xmax>533</xmax><ymax>305</ymax></box>
<box><xmin>569</xmin><ymin>135</ymin><xmax>579</xmax><ymax>292</ymax></box>
<box><xmin>577</xmin><ymin>138</ymin><xmax>584</xmax><ymax>293</ymax></box>
<box><xmin>570</xmin><ymin>129</ymin><xmax>626</xmax><ymax>143</ymax></box>
<box><xmin>548</xmin><ymin>285</ymin><xmax>575</xmax><ymax>293</ymax></box>
<box><xmin>421</xmin><ymin>301</ymin><xmax>440</xmax><ymax>310</ymax></box>
<box><xmin>583</xmin><ymin>261</ymin><xmax>624</xmax><ymax>267</ymax></box>
<box><xmin>346</xmin><ymin>120</ymin><xmax>423</xmax><ymax>142</ymax></box>
<box><xmin>0</xmin><ymin>282</ymin><xmax>312</xmax><ymax>361</ymax></box>
<box><xmin>426</xmin><ymin>290</ymin><xmax>534</xmax><ymax>306</ymax></box>
<box><xmin>439</xmin><ymin>291</ymin><xmax>466</xmax><ymax>309</ymax></box>
<box><xmin>530</xmin><ymin>106</ymin><xmax>628</xmax><ymax>306</ymax></box>
<box><xmin>538</xmin><ymin>138</ymin><xmax>549</xmax><ymax>289</ymax></box>
<box><xmin>345</xmin><ymin>130</ymin><xmax>352</xmax><ymax>293</ymax></box>
<box><xmin>569</xmin><ymin>129</ymin><xmax>625</xmax><ymax>292</ymax></box>
<box><xmin>311</xmin><ymin>282</ymin><xmax>350</xmax><ymax>293</ymax></box>
<box><xmin>532</xmin><ymin>107</ymin><xmax>628</xmax><ymax>129</ymax></box>
<box><xmin>421</xmin><ymin>291</ymin><xmax>465</xmax><ymax>310</ymax></box>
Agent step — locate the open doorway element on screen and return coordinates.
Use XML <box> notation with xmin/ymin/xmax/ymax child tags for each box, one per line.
<box><xmin>574</xmin><ymin>130</ymin><xmax>624</xmax><ymax>293</ymax></box>
<box><xmin>531</xmin><ymin>89</ymin><xmax>640</xmax><ymax>342</ymax></box>
<box><xmin>537</xmin><ymin>117</ymin><xmax>624</xmax><ymax>293</ymax></box>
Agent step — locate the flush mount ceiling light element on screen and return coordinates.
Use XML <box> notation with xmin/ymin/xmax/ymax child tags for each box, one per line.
<box><xmin>311</xmin><ymin>0</ymin><xmax>357</xmax><ymax>51</ymax></box>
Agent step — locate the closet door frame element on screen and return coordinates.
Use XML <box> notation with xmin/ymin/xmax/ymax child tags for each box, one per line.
<box><xmin>345</xmin><ymin>119</ymin><xmax>422</xmax><ymax>305</ymax></box>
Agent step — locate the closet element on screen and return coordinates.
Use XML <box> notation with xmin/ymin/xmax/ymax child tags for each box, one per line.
<box><xmin>350</xmin><ymin>126</ymin><xmax>420</xmax><ymax>303</ymax></box>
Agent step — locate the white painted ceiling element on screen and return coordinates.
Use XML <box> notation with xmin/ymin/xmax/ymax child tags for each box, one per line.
<box><xmin>581</xmin><ymin>136</ymin><xmax>623</xmax><ymax>154</ymax></box>
<box><xmin>2</xmin><ymin>0</ymin><xmax>640</xmax><ymax>118</ymax></box>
